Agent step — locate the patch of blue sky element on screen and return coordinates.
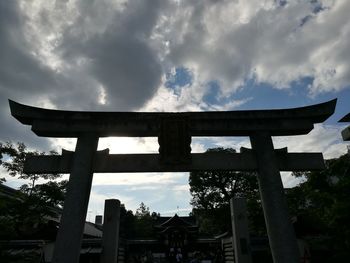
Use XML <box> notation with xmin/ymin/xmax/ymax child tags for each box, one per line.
<box><xmin>313</xmin><ymin>88</ymin><xmax>350</xmax><ymax>125</ymax></box>
<box><xmin>202</xmin><ymin>77</ymin><xmax>312</xmax><ymax>110</ymax></box>
<box><xmin>300</xmin><ymin>15</ymin><xmax>313</xmax><ymax>27</ymax></box>
<box><xmin>231</xmin><ymin>76</ymin><xmax>350</xmax><ymax>125</ymax></box>
<box><xmin>296</xmin><ymin>1</ymin><xmax>327</xmax><ymax>27</ymax></box>
<box><xmin>204</xmin><ymin>75</ymin><xmax>346</xmax><ymax>119</ymax></box>
<box><xmin>233</xmin><ymin>76</ymin><xmax>305</xmax><ymax>109</ymax></box>
<box><xmin>165</xmin><ymin>67</ymin><xmax>193</xmax><ymax>95</ymax></box>
<box><xmin>202</xmin><ymin>81</ymin><xmax>221</xmax><ymax>105</ymax></box>
<box><xmin>310</xmin><ymin>0</ymin><xmax>329</xmax><ymax>14</ymax></box>
<box><xmin>278</xmin><ymin>0</ymin><xmax>325</xmax><ymax>12</ymax></box>
<box><xmin>277</xmin><ymin>0</ymin><xmax>287</xmax><ymax>7</ymax></box>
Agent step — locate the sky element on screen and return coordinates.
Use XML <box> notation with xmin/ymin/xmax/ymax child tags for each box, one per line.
<box><xmin>0</xmin><ymin>0</ymin><xmax>350</xmax><ymax>220</ymax></box>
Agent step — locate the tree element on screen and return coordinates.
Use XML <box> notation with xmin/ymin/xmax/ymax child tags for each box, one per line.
<box><xmin>0</xmin><ymin>141</ymin><xmax>17</xmax><ymax>184</ymax></box>
<box><xmin>189</xmin><ymin>148</ymin><xmax>263</xmax><ymax>235</ymax></box>
<box><xmin>119</xmin><ymin>202</ymin><xmax>161</xmax><ymax>239</ymax></box>
<box><xmin>288</xmin><ymin>153</ymin><xmax>350</xmax><ymax>261</ymax></box>
<box><xmin>0</xmin><ymin>142</ymin><xmax>64</xmax><ymax>194</ymax></box>
<box><xmin>135</xmin><ymin>202</ymin><xmax>151</xmax><ymax>218</ymax></box>
<box><xmin>133</xmin><ymin>202</ymin><xmax>159</xmax><ymax>238</ymax></box>
<box><xmin>0</xmin><ymin>141</ymin><xmax>67</xmax><ymax>239</ymax></box>
<box><xmin>119</xmin><ymin>204</ymin><xmax>136</xmax><ymax>238</ymax></box>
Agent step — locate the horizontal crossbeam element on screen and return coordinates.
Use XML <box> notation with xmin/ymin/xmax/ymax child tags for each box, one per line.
<box><xmin>10</xmin><ymin>99</ymin><xmax>336</xmax><ymax>137</ymax></box>
<box><xmin>24</xmin><ymin>151</ymin><xmax>324</xmax><ymax>174</ymax></box>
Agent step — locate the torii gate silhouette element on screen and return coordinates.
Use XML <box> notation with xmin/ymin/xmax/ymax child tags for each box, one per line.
<box><xmin>9</xmin><ymin>99</ymin><xmax>336</xmax><ymax>263</ymax></box>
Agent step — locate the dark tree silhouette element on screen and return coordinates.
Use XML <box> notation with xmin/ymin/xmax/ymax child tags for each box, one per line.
<box><xmin>288</xmin><ymin>153</ymin><xmax>350</xmax><ymax>261</ymax></box>
<box><xmin>189</xmin><ymin>148</ymin><xmax>264</xmax><ymax>235</ymax></box>
<box><xmin>0</xmin><ymin>141</ymin><xmax>67</xmax><ymax>239</ymax></box>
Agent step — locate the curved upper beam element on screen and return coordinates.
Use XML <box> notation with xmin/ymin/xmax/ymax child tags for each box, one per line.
<box><xmin>339</xmin><ymin>112</ymin><xmax>350</xmax><ymax>122</ymax></box>
<box><xmin>9</xmin><ymin>99</ymin><xmax>337</xmax><ymax>138</ymax></box>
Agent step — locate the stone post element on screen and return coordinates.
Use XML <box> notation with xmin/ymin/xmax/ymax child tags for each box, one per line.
<box><xmin>250</xmin><ymin>132</ymin><xmax>300</xmax><ymax>263</ymax></box>
<box><xmin>52</xmin><ymin>133</ymin><xmax>99</xmax><ymax>263</ymax></box>
<box><xmin>100</xmin><ymin>199</ymin><xmax>121</xmax><ymax>263</ymax></box>
<box><xmin>230</xmin><ymin>198</ymin><xmax>252</xmax><ymax>263</ymax></box>
<box><xmin>95</xmin><ymin>215</ymin><xmax>103</xmax><ymax>226</ymax></box>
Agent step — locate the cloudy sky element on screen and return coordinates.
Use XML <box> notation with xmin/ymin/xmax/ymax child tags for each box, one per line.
<box><xmin>1</xmin><ymin>0</ymin><xmax>349</xmax><ymax>219</ymax></box>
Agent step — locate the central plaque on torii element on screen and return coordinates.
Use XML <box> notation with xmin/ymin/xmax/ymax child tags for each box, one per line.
<box><xmin>9</xmin><ymin>99</ymin><xmax>337</xmax><ymax>263</ymax></box>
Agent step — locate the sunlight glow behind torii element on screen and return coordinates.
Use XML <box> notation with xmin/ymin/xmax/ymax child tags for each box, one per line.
<box><xmin>98</xmin><ymin>137</ymin><xmax>159</xmax><ymax>154</ymax></box>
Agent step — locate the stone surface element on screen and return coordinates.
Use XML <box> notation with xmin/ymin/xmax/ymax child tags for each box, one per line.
<box><xmin>24</xmin><ymin>151</ymin><xmax>325</xmax><ymax>174</ymax></box>
<box><xmin>9</xmin><ymin>99</ymin><xmax>336</xmax><ymax>137</ymax></box>
<box><xmin>339</xmin><ymin>113</ymin><xmax>350</xmax><ymax>141</ymax></box>
<box><xmin>250</xmin><ymin>132</ymin><xmax>300</xmax><ymax>263</ymax></box>
<box><xmin>341</xmin><ymin>126</ymin><xmax>350</xmax><ymax>141</ymax></box>
<box><xmin>158</xmin><ymin>117</ymin><xmax>191</xmax><ymax>164</ymax></box>
<box><xmin>10</xmin><ymin>99</ymin><xmax>337</xmax><ymax>263</ymax></box>
<box><xmin>230</xmin><ymin>198</ymin><xmax>252</xmax><ymax>263</ymax></box>
<box><xmin>100</xmin><ymin>199</ymin><xmax>121</xmax><ymax>263</ymax></box>
<box><xmin>51</xmin><ymin>134</ymin><xmax>99</xmax><ymax>263</ymax></box>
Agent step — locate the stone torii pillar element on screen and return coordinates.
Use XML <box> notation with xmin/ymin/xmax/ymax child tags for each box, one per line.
<box><xmin>52</xmin><ymin>134</ymin><xmax>99</xmax><ymax>263</ymax></box>
<box><xmin>250</xmin><ymin>133</ymin><xmax>299</xmax><ymax>262</ymax></box>
<box><xmin>230</xmin><ymin>198</ymin><xmax>252</xmax><ymax>263</ymax></box>
<box><xmin>100</xmin><ymin>199</ymin><xmax>121</xmax><ymax>263</ymax></box>
<box><xmin>339</xmin><ymin>113</ymin><xmax>350</xmax><ymax>157</ymax></box>
<box><xmin>9</xmin><ymin>99</ymin><xmax>337</xmax><ymax>263</ymax></box>
<box><xmin>339</xmin><ymin>113</ymin><xmax>350</xmax><ymax>142</ymax></box>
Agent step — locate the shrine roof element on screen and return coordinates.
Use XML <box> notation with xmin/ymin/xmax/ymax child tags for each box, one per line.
<box><xmin>155</xmin><ymin>214</ymin><xmax>197</xmax><ymax>228</ymax></box>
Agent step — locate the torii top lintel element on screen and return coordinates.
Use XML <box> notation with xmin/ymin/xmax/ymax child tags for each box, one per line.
<box><xmin>9</xmin><ymin>99</ymin><xmax>336</xmax><ymax>138</ymax></box>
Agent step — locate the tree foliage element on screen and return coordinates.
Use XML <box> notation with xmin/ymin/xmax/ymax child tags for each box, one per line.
<box><xmin>120</xmin><ymin>202</ymin><xmax>160</xmax><ymax>239</ymax></box>
<box><xmin>0</xmin><ymin>142</ymin><xmax>62</xmax><ymax>188</ymax></box>
<box><xmin>0</xmin><ymin>141</ymin><xmax>68</xmax><ymax>239</ymax></box>
<box><xmin>189</xmin><ymin>148</ymin><xmax>260</xmax><ymax>209</ymax></box>
<box><xmin>189</xmin><ymin>147</ymin><xmax>350</xmax><ymax>259</ymax></box>
<box><xmin>119</xmin><ymin>204</ymin><xmax>137</xmax><ymax>238</ymax></box>
<box><xmin>135</xmin><ymin>202</ymin><xmax>151</xmax><ymax>218</ymax></box>
<box><xmin>288</xmin><ymin>153</ymin><xmax>350</xmax><ymax>260</ymax></box>
<box><xmin>189</xmin><ymin>148</ymin><xmax>263</xmax><ymax>235</ymax></box>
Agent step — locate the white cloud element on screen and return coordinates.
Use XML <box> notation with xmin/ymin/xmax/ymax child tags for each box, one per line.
<box><xmin>159</xmin><ymin>207</ymin><xmax>192</xmax><ymax>216</ymax></box>
<box><xmin>281</xmin><ymin>171</ymin><xmax>303</xmax><ymax>188</ymax></box>
<box><xmin>2</xmin><ymin>0</ymin><xmax>350</xmax><ymax>148</ymax></box>
<box><xmin>98</xmin><ymin>137</ymin><xmax>158</xmax><ymax>153</ymax></box>
<box><xmin>91</xmin><ymin>172</ymin><xmax>186</xmax><ymax>186</ymax></box>
<box><xmin>87</xmin><ymin>171</ymin><xmax>191</xmax><ymax>217</ymax></box>
<box><xmin>273</xmin><ymin>124</ymin><xmax>347</xmax><ymax>158</ymax></box>
<box><xmin>142</xmin><ymin>80</ymin><xmax>251</xmax><ymax>112</ymax></box>
<box><xmin>159</xmin><ymin>0</ymin><xmax>350</xmax><ymax>96</ymax></box>
<box><xmin>87</xmin><ymin>185</ymin><xmax>138</xmax><ymax>220</ymax></box>
<box><xmin>1</xmin><ymin>0</ymin><xmax>349</xmax><ymax>219</ymax></box>
<box><xmin>49</xmin><ymin>138</ymin><xmax>77</xmax><ymax>152</ymax></box>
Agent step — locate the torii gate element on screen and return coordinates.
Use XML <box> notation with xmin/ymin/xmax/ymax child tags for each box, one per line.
<box><xmin>9</xmin><ymin>99</ymin><xmax>336</xmax><ymax>263</ymax></box>
<box><xmin>339</xmin><ymin>113</ymin><xmax>350</xmax><ymax>141</ymax></box>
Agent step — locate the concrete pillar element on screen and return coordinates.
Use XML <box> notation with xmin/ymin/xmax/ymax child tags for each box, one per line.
<box><xmin>52</xmin><ymin>133</ymin><xmax>99</xmax><ymax>263</ymax></box>
<box><xmin>100</xmin><ymin>199</ymin><xmax>121</xmax><ymax>263</ymax></box>
<box><xmin>230</xmin><ymin>198</ymin><xmax>252</xmax><ymax>263</ymax></box>
<box><xmin>250</xmin><ymin>132</ymin><xmax>300</xmax><ymax>263</ymax></box>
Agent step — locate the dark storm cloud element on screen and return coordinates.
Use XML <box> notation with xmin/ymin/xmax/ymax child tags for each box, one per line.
<box><xmin>2</xmin><ymin>0</ymin><xmax>349</xmax><ymax>152</ymax></box>
<box><xmin>0</xmin><ymin>1</ymin><xmax>55</xmax><ymax>97</ymax></box>
<box><xmin>57</xmin><ymin>0</ymin><xmax>164</xmax><ymax>110</ymax></box>
<box><xmin>0</xmin><ymin>0</ymin><xmax>166</xmax><ymax>150</ymax></box>
<box><xmin>0</xmin><ymin>1</ymin><xmax>55</xmax><ymax>149</ymax></box>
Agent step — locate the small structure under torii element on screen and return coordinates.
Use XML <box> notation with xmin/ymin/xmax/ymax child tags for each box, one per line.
<box><xmin>9</xmin><ymin>99</ymin><xmax>336</xmax><ymax>263</ymax></box>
